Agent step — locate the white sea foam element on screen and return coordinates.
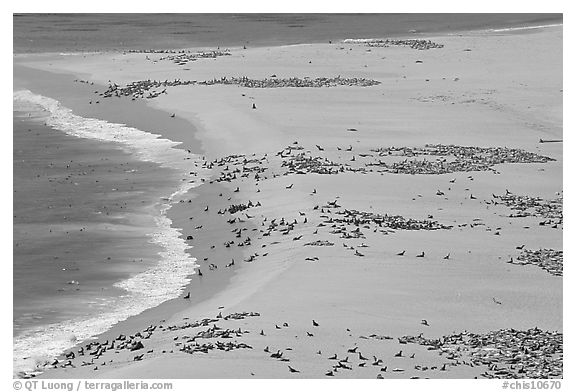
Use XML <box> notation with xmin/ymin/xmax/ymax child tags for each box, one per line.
<box><xmin>13</xmin><ymin>89</ymin><xmax>209</xmax><ymax>374</ymax></box>
<box><xmin>488</xmin><ymin>23</ymin><xmax>562</xmax><ymax>33</ymax></box>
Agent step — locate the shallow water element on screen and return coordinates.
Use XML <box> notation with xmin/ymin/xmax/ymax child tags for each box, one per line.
<box><xmin>12</xmin><ymin>92</ymin><xmax>206</xmax><ymax>373</ymax></box>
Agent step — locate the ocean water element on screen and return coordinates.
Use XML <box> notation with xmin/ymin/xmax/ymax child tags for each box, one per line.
<box><xmin>13</xmin><ymin>91</ymin><xmax>208</xmax><ymax>373</ymax></box>
<box><xmin>14</xmin><ymin>13</ymin><xmax>562</xmax><ymax>53</ymax></box>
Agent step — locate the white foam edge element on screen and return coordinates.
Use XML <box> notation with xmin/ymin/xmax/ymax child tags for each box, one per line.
<box><xmin>12</xmin><ymin>89</ymin><xmax>210</xmax><ymax>374</ymax></box>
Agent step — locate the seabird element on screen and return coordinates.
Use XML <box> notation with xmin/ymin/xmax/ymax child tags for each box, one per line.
<box><xmin>416</xmin><ymin>252</ymin><xmax>425</xmax><ymax>258</ymax></box>
<box><xmin>170</xmin><ymin>113</ymin><xmax>175</xmax><ymax>118</ymax></box>
<box><xmin>397</xmin><ymin>250</ymin><xmax>406</xmax><ymax>256</ymax></box>
<box><xmin>443</xmin><ymin>253</ymin><xmax>450</xmax><ymax>260</ymax></box>
<box><xmin>421</xmin><ymin>319</ymin><xmax>429</xmax><ymax>326</ymax></box>
<box><xmin>252</xmin><ymin>103</ymin><xmax>256</xmax><ymax>109</ymax></box>
<box><xmin>286</xmin><ymin>184</ymin><xmax>293</xmax><ymax>189</ymax></box>
<box><xmin>325</xmin><ymin>371</ymin><xmax>334</xmax><ymax>376</ymax></box>
<box><xmin>288</xmin><ymin>366</ymin><xmax>300</xmax><ymax>373</ymax></box>
<box><xmin>312</xmin><ymin>319</ymin><xmax>319</xmax><ymax>327</ymax></box>
<box><xmin>516</xmin><ymin>244</ymin><xmax>525</xmax><ymax>250</ymax></box>
<box><xmin>183</xmin><ymin>292</ymin><xmax>190</xmax><ymax>299</ymax></box>
<box><xmin>316</xmin><ymin>145</ymin><xmax>324</xmax><ymax>151</ymax></box>
<box><xmin>394</xmin><ymin>350</ymin><xmax>403</xmax><ymax>357</ymax></box>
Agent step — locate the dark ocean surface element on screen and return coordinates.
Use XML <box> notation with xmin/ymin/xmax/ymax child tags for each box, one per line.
<box><xmin>14</xmin><ymin>13</ymin><xmax>562</xmax><ymax>53</ymax></box>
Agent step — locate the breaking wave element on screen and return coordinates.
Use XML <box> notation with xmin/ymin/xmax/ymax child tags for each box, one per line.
<box><xmin>13</xmin><ymin>89</ymin><xmax>208</xmax><ymax>374</ymax></box>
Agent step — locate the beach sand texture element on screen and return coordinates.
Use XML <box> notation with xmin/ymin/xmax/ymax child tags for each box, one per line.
<box><xmin>14</xmin><ymin>22</ymin><xmax>562</xmax><ymax>379</ymax></box>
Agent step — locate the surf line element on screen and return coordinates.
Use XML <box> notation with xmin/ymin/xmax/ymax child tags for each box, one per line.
<box><xmin>13</xmin><ymin>89</ymin><xmax>209</xmax><ymax>373</ymax></box>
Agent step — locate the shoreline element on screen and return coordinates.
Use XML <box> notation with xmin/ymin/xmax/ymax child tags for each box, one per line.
<box><xmin>15</xmin><ymin>22</ymin><xmax>562</xmax><ymax>379</ymax></box>
<box><xmin>12</xmin><ymin>107</ymin><xmax>180</xmax><ymax>372</ymax></box>
<box><xmin>12</xmin><ymin>72</ymin><xmax>222</xmax><ymax>375</ymax></box>
<box><xmin>13</xmin><ymin>14</ymin><xmax>562</xmax><ymax>55</ymax></box>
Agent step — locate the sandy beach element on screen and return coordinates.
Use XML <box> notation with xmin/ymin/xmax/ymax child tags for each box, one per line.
<box><xmin>13</xmin><ymin>18</ymin><xmax>562</xmax><ymax>379</ymax></box>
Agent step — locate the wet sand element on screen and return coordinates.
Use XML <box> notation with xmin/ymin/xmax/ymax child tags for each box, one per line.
<box><xmin>15</xmin><ymin>22</ymin><xmax>562</xmax><ymax>379</ymax></box>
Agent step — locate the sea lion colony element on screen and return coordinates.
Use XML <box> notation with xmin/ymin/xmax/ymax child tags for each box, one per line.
<box><xmin>280</xmin><ymin>144</ymin><xmax>555</xmax><ymax>176</ymax></box>
<box><xmin>156</xmin><ymin>50</ymin><xmax>232</xmax><ymax>66</ymax></box>
<box><xmin>399</xmin><ymin>327</ymin><xmax>562</xmax><ymax>378</ymax></box>
<box><xmin>125</xmin><ymin>49</ymin><xmax>231</xmax><ymax>62</ymax></box>
<box><xmin>95</xmin><ymin>76</ymin><xmax>382</xmax><ymax>100</ymax></box>
<box><xmin>21</xmin><ymin>137</ymin><xmax>561</xmax><ymax>379</ymax></box>
<box><xmin>491</xmin><ymin>192</ymin><xmax>563</xmax><ymax>228</ymax></box>
<box><xmin>20</xmin><ymin>142</ymin><xmax>563</xmax><ymax>378</ymax></box>
<box><xmin>192</xmin><ymin>142</ymin><xmax>558</xmax><ymax>262</ymax></box>
<box><xmin>325</xmin><ymin>208</ymin><xmax>453</xmax><ymax>233</ymax></box>
<box><xmin>341</xmin><ymin>38</ymin><xmax>444</xmax><ymax>50</ymax></box>
<box><xmin>91</xmin><ymin>40</ymin><xmax>440</xmax><ymax>100</ymax></box>
<box><xmin>368</xmin><ymin>145</ymin><xmax>555</xmax><ymax>175</ymax></box>
<box><xmin>126</xmin><ymin>49</ymin><xmax>198</xmax><ymax>54</ymax></box>
<box><xmin>24</xmin><ymin>312</ymin><xmax>561</xmax><ymax>379</ymax></box>
<box><xmin>509</xmin><ymin>249</ymin><xmax>563</xmax><ymax>277</ymax></box>
<box><xmin>39</xmin><ymin>40</ymin><xmax>561</xmax><ymax>378</ymax></box>
<box><xmin>197</xmin><ymin>76</ymin><xmax>381</xmax><ymax>88</ymax></box>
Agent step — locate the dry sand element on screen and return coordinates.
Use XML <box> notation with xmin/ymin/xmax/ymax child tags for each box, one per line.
<box><xmin>17</xmin><ymin>25</ymin><xmax>562</xmax><ymax>379</ymax></box>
